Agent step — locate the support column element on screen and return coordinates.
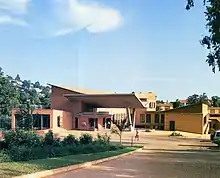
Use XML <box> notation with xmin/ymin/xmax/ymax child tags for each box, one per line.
<box><xmin>126</xmin><ymin>107</ymin><xmax>134</xmax><ymax>132</ymax></box>
<box><xmin>132</xmin><ymin>108</ymin><xmax>136</xmax><ymax>130</ymax></box>
<box><xmin>40</xmin><ymin>115</ymin><xmax>43</xmax><ymax>130</ymax></box>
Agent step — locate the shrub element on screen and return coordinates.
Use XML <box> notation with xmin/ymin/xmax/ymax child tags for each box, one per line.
<box><xmin>169</xmin><ymin>131</ymin><xmax>183</xmax><ymax>137</ymax></box>
<box><xmin>0</xmin><ymin>140</ymin><xmax>8</xmax><ymax>150</ymax></box>
<box><xmin>108</xmin><ymin>144</ymin><xmax>124</xmax><ymax>151</ymax></box>
<box><xmin>79</xmin><ymin>133</ymin><xmax>93</xmax><ymax>145</ymax></box>
<box><xmin>214</xmin><ymin>138</ymin><xmax>220</xmax><ymax>147</ymax></box>
<box><xmin>44</xmin><ymin>130</ymin><xmax>54</xmax><ymax>146</ymax></box>
<box><xmin>0</xmin><ymin>150</ymin><xmax>11</xmax><ymax>162</ymax></box>
<box><xmin>4</xmin><ymin>130</ymin><xmax>42</xmax><ymax>148</ymax></box>
<box><xmin>62</xmin><ymin>134</ymin><xmax>79</xmax><ymax>146</ymax></box>
<box><xmin>9</xmin><ymin>145</ymin><xmax>32</xmax><ymax>161</ymax></box>
<box><xmin>94</xmin><ymin>133</ymin><xmax>110</xmax><ymax>145</ymax></box>
<box><xmin>53</xmin><ymin>138</ymin><xmax>62</xmax><ymax>147</ymax></box>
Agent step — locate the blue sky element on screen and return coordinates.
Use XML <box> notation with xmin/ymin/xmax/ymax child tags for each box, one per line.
<box><xmin>0</xmin><ymin>0</ymin><xmax>219</xmax><ymax>100</ymax></box>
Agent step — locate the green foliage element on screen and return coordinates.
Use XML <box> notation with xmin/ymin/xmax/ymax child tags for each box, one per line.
<box><xmin>94</xmin><ymin>133</ymin><xmax>110</xmax><ymax>145</ymax></box>
<box><xmin>0</xmin><ymin>140</ymin><xmax>8</xmax><ymax>150</ymax></box>
<box><xmin>187</xmin><ymin>93</ymin><xmax>209</xmax><ymax>105</ymax></box>
<box><xmin>1</xmin><ymin>129</ymin><xmax>124</xmax><ymax>162</ymax></box>
<box><xmin>169</xmin><ymin>131</ymin><xmax>183</xmax><ymax>137</ymax></box>
<box><xmin>0</xmin><ymin>67</ymin><xmax>51</xmax><ymax>130</ymax></box>
<box><xmin>4</xmin><ymin>130</ymin><xmax>42</xmax><ymax>148</ymax></box>
<box><xmin>211</xmin><ymin>96</ymin><xmax>220</xmax><ymax>107</ymax></box>
<box><xmin>0</xmin><ymin>71</ymin><xmax>19</xmax><ymax>117</ymax></box>
<box><xmin>0</xmin><ymin>150</ymin><xmax>11</xmax><ymax>163</ymax></box>
<box><xmin>44</xmin><ymin>130</ymin><xmax>54</xmax><ymax>146</ymax></box>
<box><xmin>171</xmin><ymin>99</ymin><xmax>183</xmax><ymax>109</ymax></box>
<box><xmin>79</xmin><ymin>133</ymin><xmax>93</xmax><ymax>145</ymax></box>
<box><xmin>213</xmin><ymin>138</ymin><xmax>220</xmax><ymax>147</ymax></box>
<box><xmin>62</xmin><ymin>134</ymin><xmax>79</xmax><ymax>146</ymax></box>
<box><xmin>186</xmin><ymin>0</ymin><xmax>220</xmax><ymax>73</ymax></box>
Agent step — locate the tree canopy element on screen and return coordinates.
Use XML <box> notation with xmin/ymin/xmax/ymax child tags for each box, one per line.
<box><xmin>0</xmin><ymin>67</ymin><xmax>51</xmax><ymax>129</ymax></box>
<box><xmin>186</xmin><ymin>0</ymin><xmax>220</xmax><ymax>72</ymax></box>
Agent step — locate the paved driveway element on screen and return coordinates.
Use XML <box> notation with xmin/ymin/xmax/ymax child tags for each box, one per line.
<box><xmin>49</xmin><ymin>149</ymin><xmax>220</xmax><ymax>178</ymax></box>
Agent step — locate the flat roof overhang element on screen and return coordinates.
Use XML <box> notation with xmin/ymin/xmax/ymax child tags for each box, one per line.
<box><xmin>63</xmin><ymin>93</ymin><xmax>145</xmax><ymax>108</ymax></box>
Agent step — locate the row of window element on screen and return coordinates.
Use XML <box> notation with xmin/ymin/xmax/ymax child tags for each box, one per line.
<box><xmin>140</xmin><ymin>114</ymin><xmax>165</xmax><ymax>124</ymax></box>
<box><xmin>149</xmin><ymin>102</ymin><xmax>156</xmax><ymax>108</ymax></box>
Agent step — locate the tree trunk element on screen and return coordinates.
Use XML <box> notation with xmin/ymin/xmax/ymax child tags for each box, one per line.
<box><xmin>119</xmin><ymin>132</ymin><xmax>122</xmax><ymax>145</ymax></box>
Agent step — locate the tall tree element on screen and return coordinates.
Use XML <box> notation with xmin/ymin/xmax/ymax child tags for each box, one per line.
<box><xmin>0</xmin><ymin>74</ymin><xmax>19</xmax><ymax>117</ymax></box>
<box><xmin>187</xmin><ymin>93</ymin><xmax>209</xmax><ymax>104</ymax></box>
<box><xmin>186</xmin><ymin>0</ymin><xmax>220</xmax><ymax>72</ymax></box>
<box><xmin>211</xmin><ymin>96</ymin><xmax>220</xmax><ymax>107</ymax></box>
<box><xmin>171</xmin><ymin>99</ymin><xmax>182</xmax><ymax>109</ymax></box>
<box><xmin>15</xmin><ymin>74</ymin><xmax>21</xmax><ymax>81</ymax></box>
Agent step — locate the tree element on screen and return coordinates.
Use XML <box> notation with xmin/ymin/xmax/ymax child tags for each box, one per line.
<box><xmin>156</xmin><ymin>100</ymin><xmax>164</xmax><ymax>104</ymax></box>
<box><xmin>187</xmin><ymin>93</ymin><xmax>209</xmax><ymax>104</ymax></box>
<box><xmin>111</xmin><ymin>118</ymin><xmax>127</xmax><ymax>145</ymax></box>
<box><xmin>211</xmin><ymin>96</ymin><xmax>220</xmax><ymax>107</ymax></box>
<box><xmin>0</xmin><ymin>75</ymin><xmax>19</xmax><ymax>116</ymax></box>
<box><xmin>171</xmin><ymin>99</ymin><xmax>182</xmax><ymax>108</ymax></box>
<box><xmin>186</xmin><ymin>0</ymin><xmax>220</xmax><ymax>72</ymax></box>
<box><xmin>15</xmin><ymin>74</ymin><xmax>21</xmax><ymax>81</ymax></box>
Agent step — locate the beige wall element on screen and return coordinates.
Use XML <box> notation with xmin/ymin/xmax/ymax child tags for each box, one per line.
<box><xmin>164</xmin><ymin>113</ymin><xmax>203</xmax><ymax>134</ymax></box>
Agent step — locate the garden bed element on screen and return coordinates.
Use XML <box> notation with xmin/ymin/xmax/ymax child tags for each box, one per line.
<box><xmin>0</xmin><ymin>129</ymin><xmax>142</xmax><ymax>177</ymax></box>
<box><xmin>0</xmin><ymin>147</ymin><xmax>138</xmax><ymax>178</ymax></box>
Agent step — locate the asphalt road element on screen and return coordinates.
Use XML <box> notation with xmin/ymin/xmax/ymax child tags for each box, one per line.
<box><xmin>49</xmin><ymin>149</ymin><xmax>220</xmax><ymax>178</ymax></box>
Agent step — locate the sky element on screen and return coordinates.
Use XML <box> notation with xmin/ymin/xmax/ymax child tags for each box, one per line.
<box><xmin>0</xmin><ymin>0</ymin><xmax>219</xmax><ymax>100</ymax></box>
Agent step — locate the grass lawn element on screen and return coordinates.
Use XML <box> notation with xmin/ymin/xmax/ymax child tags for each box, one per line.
<box><xmin>0</xmin><ymin>147</ymin><xmax>139</xmax><ymax>178</ymax></box>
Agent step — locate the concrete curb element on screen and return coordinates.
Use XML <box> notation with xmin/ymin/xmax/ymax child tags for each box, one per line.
<box><xmin>13</xmin><ymin>147</ymin><xmax>143</xmax><ymax>178</ymax></box>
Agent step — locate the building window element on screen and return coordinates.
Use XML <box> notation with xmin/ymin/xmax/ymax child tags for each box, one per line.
<box><xmin>155</xmin><ymin>114</ymin><xmax>159</xmax><ymax>123</ymax></box>
<box><xmin>161</xmin><ymin>114</ymin><xmax>165</xmax><ymax>123</ymax></box>
<box><xmin>146</xmin><ymin>114</ymin><xmax>151</xmax><ymax>123</ymax></box>
<box><xmin>57</xmin><ymin>116</ymin><xmax>60</xmax><ymax>127</ymax></box>
<box><xmin>140</xmin><ymin>114</ymin><xmax>145</xmax><ymax>123</ymax></box>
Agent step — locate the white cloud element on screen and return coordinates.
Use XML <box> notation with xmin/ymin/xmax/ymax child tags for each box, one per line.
<box><xmin>54</xmin><ymin>0</ymin><xmax>123</xmax><ymax>36</ymax></box>
<box><xmin>0</xmin><ymin>0</ymin><xmax>30</xmax><ymax>27</ymax></box>
<box><xmin>0</xmin><ymin>0</ymin><xmax>30</xmax><ymax>14</ymax></box>
<box><xmin>0</xmin><ymin>15</ymin><xmax>27</xmax><ymax>26</ymax></box>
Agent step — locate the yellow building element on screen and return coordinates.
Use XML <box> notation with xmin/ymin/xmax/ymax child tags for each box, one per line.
<box><xmin>163</xmin><ymin>102</ymin><xmax>209</xmax><ymax>134</ymax></box>
<box><xmin>209</xmin><ymin>107</ymin><xmax>220</xmax><ymax>131</ymax></box>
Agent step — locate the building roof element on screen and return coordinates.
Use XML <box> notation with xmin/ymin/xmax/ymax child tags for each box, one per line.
<box><xmin>63</xmin><ymin>93</ymin><xmax>145</xmax><ymax>108</ymax></box>
<box><xmin>48</xmin><ymin>84</ymin><xmax>113</xmax><ymax>94</ymax></box>
<box><xmin>162</xmin><ymin>102</ymin><xmax>208</xmax><ymax>114</ymax></box>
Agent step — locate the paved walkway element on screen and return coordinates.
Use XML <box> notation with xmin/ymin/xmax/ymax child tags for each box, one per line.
<box><xmin>49</xmin><ymin>149</ymin><xmax>220</xmax><ymax>178</ymax></box>
<box><xmin>48</xmin><ymin>132</ymin><xmax>218</xmax><ymax>178</ymax></box>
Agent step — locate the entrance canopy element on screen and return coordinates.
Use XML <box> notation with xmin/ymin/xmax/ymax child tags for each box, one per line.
<box><xmin>64</xmin><ymin>93</ymin><xmax>145</xmax><ymax>108</ymax></box>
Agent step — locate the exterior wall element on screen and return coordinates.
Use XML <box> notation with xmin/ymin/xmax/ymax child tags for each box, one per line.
<box><xmin>11</xmin><ymin>108</ymin><xmax>73</xmax><ymax>132</ymax></box>
<box><xmin>164</xmin><ymin>113</ymin><xmax>203</xmax><ymax>134</ymax></box>
<box><xmin>50</xmin><ymin>86</ymin><xmax>83</xmax><ymax>117</ymax></box>
<box><xmin>74</xmin><ymin>114</ymin><xmax>112</xmax><ymax>131</ymax></box>
<box><xmin>97</xmin><ymin>108</ymin><xmax>126</xmax><ymax>114</ymax></box>
<box><xmin>11</xmin><ymin>109</ymin><xmax>53</xmax><ymax>130</ymax></box>
<box><xmin>62</xmin><ymin>111</ymin><xmax>73</xmax><ymax>130</ymax></box>
<box><xmin>135</xmin><ymin>92</ymin><xmax>157</xmax><ymax>112</ymax></box>
<box><xmin>209</xmin><ymin>107</ymin><xmax>220</xmax><ymax>114</ymax></box>
<box><xmin>202</xmin><ymin>103</ymin><xmax>209</xmax><ymax>134</ymax></box>
<box><xmin>135</xmin><ymin>110</ymin><xmax>165</xmax><ymax>129</ymax></box>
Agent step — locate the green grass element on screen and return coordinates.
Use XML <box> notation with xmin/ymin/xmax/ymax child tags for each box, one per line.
<box><xmin>0</xmin><ymin>147</ymin><xmax>139</xmax><ymax>178</ymax></box>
